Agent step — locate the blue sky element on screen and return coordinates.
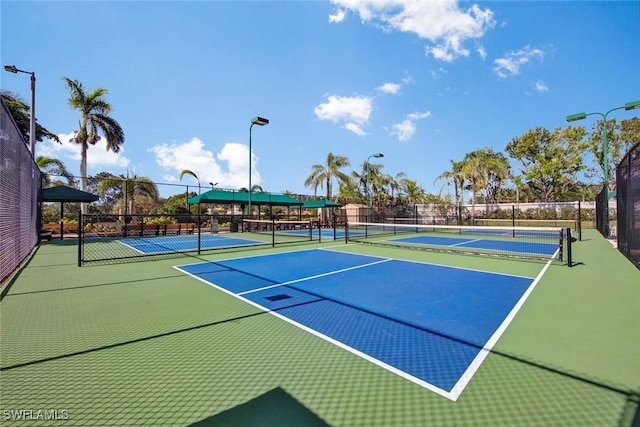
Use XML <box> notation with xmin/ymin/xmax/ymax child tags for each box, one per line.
<box><xmin>2</xmin><ymin>0</ymin><xmax>639</xmax><ymax>198</ymax></box>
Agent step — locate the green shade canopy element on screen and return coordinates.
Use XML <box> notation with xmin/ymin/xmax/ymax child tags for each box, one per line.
<box><xmin>41</xmin><ymin>186</ymin><xmax>99</xmax><ymax>241</ymax></box>
<box><xmin>290</xmin><ymin>199</ymin><xmax>342</xmax><ymax>209</ymax></box>
<box><xmin>188</xmin><ymin>189</ymin><xmax>302</xmax><ymax>207</ymax></box>
<box><xmin>42</xmin><ymin>185</ymin><xmax>99</xmax><ymax>202</ymax></box>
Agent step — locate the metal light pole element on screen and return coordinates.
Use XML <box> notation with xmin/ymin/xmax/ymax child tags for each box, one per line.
<box><xmin>567</xmin><ymin>100</ymin><xmax>640</xmax><ymax>236</ymax></box>
<box><xmin>366</xmin><ymin>153</ymin><xmax>384</xmax><ymax>209</ymax></box>
<box><xmin>4</xmin><ymin>65</ymin><xmax>36</xmax><ymax>158</ymax></box>
<box><xmin>248</xmin><ymin>116</ymin><xmax>269</xmax><ymax>217</ymax></box>
<box><xmin>209</xmin><ymin>182</ymin><xmax>218</xmax><ymax>190</ymax></box>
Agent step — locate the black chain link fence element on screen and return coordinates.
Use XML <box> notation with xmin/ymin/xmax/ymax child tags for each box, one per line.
<box><xmin>616</xmin><ymin>141</ymin><xmax>640</xmax><ymax>269</ymax></box>
<box><xmin>0</xmin><ymin>97</ymin><xmax>41</xmax><ymax>287</ymax></box>
<box><xmin>595</xmin><ymin>186</ymin><xmax>610</xmax><ymax>238</ymax></box>
<box><xmin>78</xmin><ymin>213</ymin><xmax>321</xmax><ymax>265</ymax></box>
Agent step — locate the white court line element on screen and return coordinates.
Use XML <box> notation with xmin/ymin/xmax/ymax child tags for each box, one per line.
<box><xmin>448</xmin><ymin>238</ymin><xmax>482</xmax><ymax>247</ymax></box>
<box><xmin>448</xmin><ymin>256</ymin><xmax>555</xmax><ymax>400</ymax></box>
<box><xmin>237</xmin><ymin>258</ymin><xmax>392</xmax><ymax>296</ymax></box>
<box><xmin>173</xmin><ymin>261</ymin><xmax>456</xmax><ymax>400</ymax></box>
<box><xmin>174</xmin><ymin>247</ymin><xmax>552</xmax><ymax>401</ymax></box>
<box><xmin>318</xmin><ymin>247</ymin><xmax>536</xmax><ymax>279</ymax></box>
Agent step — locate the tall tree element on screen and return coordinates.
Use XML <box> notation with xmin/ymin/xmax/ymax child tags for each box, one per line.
<box><xmin>64</xmin><ymin>77</ymin><xmax>125</xmax><ymax>207</ymax></box>
<box><xmin>87</xmin><ymin>171</ymin><xmax>122</xmax><ymax>213</ymax></box>
<box><xmin>336</xmin><ymin>176</ymin><xmax>364</xmax><ymax>204</ymax></box>
<box><xmin>304</xmin><ymin>152</ymin><xmax>351</xmax><ymax>200</ymax></box>
<box><xmin>434</xmin><ymin>160</ymin><xmax>465</xmax><ymax>206</ymax></box>
<box><xmin>37</xmin><ymin>156</ymin><xmax>74</xmax><ymax>187</ymax></box>
<box><xmin>389</xmin><ymin>172</ymin><xmax>407</xmax><ymax>206</ymax></box>
<box><xmin>470</xmin><ymin>148</ymin><xmax>511</xmax><ymax>204</ymax></box>
<box><xmin>179</xmin><ymin>169</ymin><xmax>201</xmax><ymax>194</ymax></box>
<box><xmin>506</xmin><ymin>126</ymin><xmax>588</xmax><ymax>202</ymax></box>
<box><xmin>238</xmin><ymin>184</ymin><xmax>264</xmax><ymax>192</ymax></box>
<box><xmin>399</xmin><ymin>178</ymin><xmax>426</xmax><ymax>205</ymax></box>
<box><xmin>587</xmin><ymin>117</ymin><xmax>640</xmax><ymax>191</ymax></box>
<box><xmin>98</xmin><ymin>174</ymin><xmax>159</xmax><ymax>215</ymax></box>
<box><xmin>361</xmin><ymin>161</ymin><xmax>386</xmax><ymax>207</ymax></box>
<box><xmin>1</xmin><ymin>90</ymin><xmax>61</xmax><ymax>145</ymax></box>
<box><xmin>460</xmin><ymin>155</ymin><xmax>485</xmax><ymax>221</ymax></box>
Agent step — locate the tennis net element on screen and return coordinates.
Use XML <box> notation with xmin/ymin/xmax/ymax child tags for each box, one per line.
<box><xmin>472</xmin><ymin>218</ymin><xmax>578</xmax><ymax>229</ymax></box>
<box><xmin>242</xmin><ymin>219</ymin><xmax>319</xmax><ymax>243</ymax></box>
<box><xmin>346</xmin><ymin>221</ymin><xmax>573</xmax><ymax>264</ymax></box>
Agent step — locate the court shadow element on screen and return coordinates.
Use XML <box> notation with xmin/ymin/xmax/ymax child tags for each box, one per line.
<box><xmin>190</xmin><ymin>387</ymin><xmax>329</xmax><ymax>427</ymax></box>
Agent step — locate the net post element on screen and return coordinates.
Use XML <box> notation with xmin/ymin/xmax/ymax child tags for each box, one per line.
<box><xmin>318</xmin><ymin>220</ymin><xmax>321</xmax><ymax>243</ymax></box>
<box><xmin>272</xmin><ymin>218</ymin><xmax>276</xmax><ymax>248</ymax></box>
<box><xmin>345</xmin><ymin>222</ymin><xmax>349</xmax><ymax>243</ymax></box>
<box><xmin>77</xmin><ymin>209</ymin><xmax>83</xmax><ymax>267</ymax></box>
<box><xmin>332</xmin><ymin>212</ymin><xmax>337</xmax><ymax>241</ymax></box>
<box><xmin>566</xmin><ymin>227</ymin><xmax>573</xmax><ymax>267</ymax></box>
<box><xmin>577</xmin><ymin>201</ymin><xmax>582</xmax><ymax>241</ymax></box>
<box><xmin>559</xmin><ymin>228</ymin><xmax>564</xmax><ymax>263</ymax></box>
<box><xmin>197</xmin><ymin>213</ymin><xmax>202</xmax><ymax>254</ymax></box>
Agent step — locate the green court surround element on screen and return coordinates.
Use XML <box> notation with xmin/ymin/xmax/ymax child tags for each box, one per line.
<box><xmin>0</xmin><ymin>230</ymin><xmax>638</xmax><ymax>426</ymax></box>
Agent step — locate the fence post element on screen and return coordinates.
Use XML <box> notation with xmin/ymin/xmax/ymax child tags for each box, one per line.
<box><xmin>567</xmin><ymin>227</ymin><xmax>573</xmax><ymax>267</ymax></box>
<box><xmin>77</xmin><ymin>210</ymin><xmax>83</xmax><ymax>267</ymax></box>
<box><xmin>197</xmin><ymin>213</ymin><xmax>201</xmax><ymax>255</ymax></box>
<box><xmin>577</xmin><ymin>201</ymin><xmax>582</xmax><ymax>241</ymax></box>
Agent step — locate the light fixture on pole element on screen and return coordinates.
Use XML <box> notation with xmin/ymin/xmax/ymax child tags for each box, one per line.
<box><xmin>366</xmin><ymin>153</ymin><xmax>384</xmax><ymax>209</ymax></box>
<box><xmin>4</xmin><ymin>65</ymin><xmax>36</xmax><ymax>158</ymax></box>
<box><xmin>566</xmin><ymin>100</ymin><xmax>640</xmax><ymax>236</ymax></box>
<box><xmin>209</xmin><ymin>182</ymin><xmax>218</xmax><ymax>190</ymax></box>
<box><xmin>248</xmin><ymin>116</ymin><xmax>269</xmax><ymax>217</ymax></box>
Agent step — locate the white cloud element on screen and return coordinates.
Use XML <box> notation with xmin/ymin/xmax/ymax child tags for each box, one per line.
<box><xmin>149</xmin><ymin>137</ymin><xmax>259</xmax><ymax>190</ymax></box>
<box><xmin>429</xmin><ymin>67</ymin><xmax>447</xmax><ymax>79</ymax></box>
<box><xmin>532</xmin><ymin>79</ymin><xmax>549</xmax><ymax>92</ymax></box>
<box><xmin>377</xmin><ymin>75</ymin><xmax>414</xmax><ymax>94</ymax></box>
<box><xmin>38</xmin><ymin>131</ymin><xmax>130</xmax><ymax>176</ymax></box>
<box><xmin>494</xmin><ymin>46</ymin><xmax>544</xmax><ymax>78</ymax></box>
<box><xmin>330</xmin><ymin>0</ymin><xmax>495</xmax><ymax>62</ymax></box>
<box><xmin>314</xmin><ymin>94</ymin><xmax>373</xmax><ymax>136</ymax></box>
<box><xmin>377</xmin><ymin>82</ymin><xmax>402</xmax><ymax>94</ymax></box>
<box><xmin>390</xmin><ymin>119</ymin><xmax>416</xmax><ymax>142</ymax></box>
<box><xmin>389</xmin><ymin>110</ymin><xmax>431</xmax><ymax>141</ymax></box>
<box><xmin>477</xmin><ymin>45</ymin><xmax>487</xmax><ymax>60</ymax></box>
<box><xmin>344</xmin><ymin>122</ymin><xmax>368</xmax><ymax>136</ymax></box>
<box><xmin>328</xmin><ymin>8</ymin><xmax>346</xmax><ymax>23</ymax></box>
<box><xmin>407</xmin><ymin>111</ymin><xmax>431</xmax><ymax>121</ymax></box>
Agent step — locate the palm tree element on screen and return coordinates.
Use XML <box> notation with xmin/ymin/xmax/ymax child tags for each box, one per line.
<box><xmin>1</xmin><ymin>90</ymin><xmax>61</xmax><ymax>145</ymax></box>
<box><xmin>64</xmin><ymin>77</ymin><xmax>125</xmax><ymax>210</ymax></box>
<box><xmin>238</xmin><ymin>185</ymin><xmax>264</xmax><ymax>217</ymax></box>
<box><xmin>238</xmin><ymin>184</ymin><xmax>264</xmax><ymax>193</ymax></box>
<box><xmin>389</xmin><ymin>172</ymin><xmax>407</xmax><ymax>206</ymax></box>
<box><xmin>400</xmin><ymin>179</ymin><xmax>427</xmax><ymax>205</ymax></box>
<box><xmin>179</xmin><ymin>169</ymin><xmax>201</xmax><ymax>194</ymax></box>
<box><xmin>304</xmin><ymin>152</ymin><xmax>351</xmax><ymax>200</ymax></box>
<box><xmin>460</xmin><ymin>155</ymin><xmax>486</xmax><ymax>222</ymax></box>
<box><xmin>37</xmin><ymin>156</ymin><xmax>74</xmax><ymax>187</ymax></box>
<box><xmin>434</xmin><ymin>160</ymin><xmax>465</xmax><ymax>206</ymax></box>
<box><xmin>337</xmin><ymin>176</ymin><xmax>364</xmax><ymax>204</ymax></box>
<box><xmin>475</xmin><ymin>148</ymin><xmax>510</xmax><ymax>204</ymax></box>
<box><xmin>362</xmin><ymin>161</ymin><xmax>385</xmax><ymax>207</ymax></box>
<box><xmin>98</xmin><ymin>174</ymin><xmax>159</xmax><ymax>215</ymax></box>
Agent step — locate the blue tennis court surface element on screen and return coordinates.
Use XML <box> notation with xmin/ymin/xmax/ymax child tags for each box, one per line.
<box><xmin>175</xmin><ymin>249</ymin><xmax>540</xmax><ymax>400</ymax></box>
<box><xmin>119</xmin><ymin>234</ymin><xmax>263</xmax><ymax>254</ymax></box>
<box><xmin>392</xmin><ymin>235</ymin><xmax>559</xmax><ymax>257</ymax></box>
